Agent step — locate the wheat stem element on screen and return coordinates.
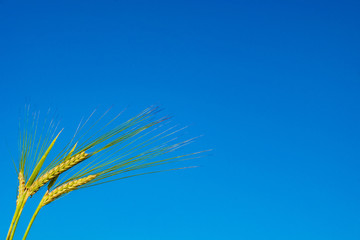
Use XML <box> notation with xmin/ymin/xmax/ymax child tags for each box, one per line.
<box><xmin>22</xmin><ymin>197</ymin><xmax>43</xmax><ymax>240</ymax></box>
<box><xmin>7</xmin><ymin>191</ymin><xmax>30</xmax><ymax>240</ymax></box>
<box><xmin>10</xmin><ymin>198</ymin><xmax>26</xmax><ymax>240</ymax></box>
<box><xmin>6</xmin><ymin>200</ymin><xmax>21</xmax><ymax>240</ymax></box>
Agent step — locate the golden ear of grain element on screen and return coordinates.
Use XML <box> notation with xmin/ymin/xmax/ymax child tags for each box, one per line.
<box><xmin>16</xmin><ymin>171</ymin><xmax>26</xmax><ymax>206</ymax></box>
<box><xmin>42</xmin><ymin>174</ymin><xmax>97</xmax><ymax>206</ymax></box>
<box><xmin>29</xmin><ymin>152</ymin><xmax>90</xmax><ymax>196</ymax></box>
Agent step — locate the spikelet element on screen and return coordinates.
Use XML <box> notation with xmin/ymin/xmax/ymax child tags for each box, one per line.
<box><xmin>16</xmin><ymin>171</ymin><xmax>26</xmax><ymax>206</ymax></box>
<box><xmin>42</xmin><ymin>175</ymin><xmax>97</xmax><ymax>206</ymax></box>
<box><xmin>29</xmin><ymin>152</ymin><xmax>90</xmax><ymax>196</ymax></box>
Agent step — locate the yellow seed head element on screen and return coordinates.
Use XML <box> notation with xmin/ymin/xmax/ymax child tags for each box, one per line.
<box><xmin>16</xmin><ymin>171</ymin><xmax>26</xmax><ymax>206</ymax></box>
<box><xmin>42</xmin><ymin>174</ymin><xmax>97</xmax><ymax>206</ymax></box>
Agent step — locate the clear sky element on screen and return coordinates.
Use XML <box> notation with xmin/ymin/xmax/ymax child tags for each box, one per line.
<box><xmin>1</xmin><ymin>0</ymin><xmax>360</xmax><ymax>239</ymax></box>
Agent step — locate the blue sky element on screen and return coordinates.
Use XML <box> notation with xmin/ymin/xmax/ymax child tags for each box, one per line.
<box><xmin>1</xmin><ymin>0</ymin><xmax>360</xmax><ymax>239</ymax></box>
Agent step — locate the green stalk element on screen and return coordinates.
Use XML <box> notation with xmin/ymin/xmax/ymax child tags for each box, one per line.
<box><xmin>6</xmin><ymin>200</ymin><xmax>22</xmax><ymax>240</ymax></box>
<box><xmin>22</xmin><ymin>193</ymin><xmax>45</xmax><ymax>240</ymax></box>
<box><xmin>7</xmin><ymin>192</ymin><xmax>29</xmax><ymax>240</ymax></box>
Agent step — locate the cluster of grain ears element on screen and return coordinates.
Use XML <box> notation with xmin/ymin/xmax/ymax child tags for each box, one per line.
<box><xmin>7</xmin><ymin>107</ymin><xmax>199</xmax><ymax>240</ymax></box>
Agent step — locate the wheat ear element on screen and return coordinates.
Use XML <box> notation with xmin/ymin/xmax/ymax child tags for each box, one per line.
<box><xmin>16</xmin><ymin>172</ymin><xmax>26</xmax><ymax>206</ymax></box>
<box><xmin>41</xmin><ymin>175</ymin><xmax>97</xmax><ymax>206</ymax></box>
<box><xmin>9</xmin><ymin>172</ymin><xmax>27</xmax><ymax>240</ymax></box>
<box><xmin>29</xmin><ymin>151</ymin><xmax>90</xmax><ymax>196</ymax></box>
